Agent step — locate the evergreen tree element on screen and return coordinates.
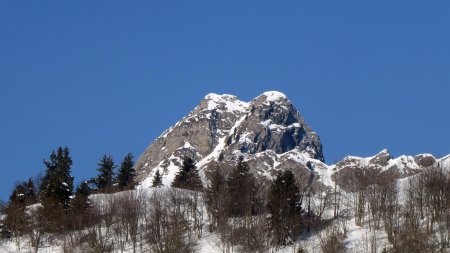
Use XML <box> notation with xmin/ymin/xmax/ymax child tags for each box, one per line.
<box><xmin>205</xmin><ymin>166</ymin><xmax>228</xmax><ymax>228</ymax></box>
<box><xmin>9</xmin><ymin>179</ymin><xmax>37</xmax><ymax>205</ymax></box>
<box><xmin>95</xmin><ymin>154</ymin><xmax>115</xmax><ymax>192</ymax></box>
<box><xmin>40</xmin><ymin>147</ymin><xmax>74</xmax><ymax>211</ymax></box>
<box><xmin>71</xmin><ymin>181</ymin><xmax>92</xmax><ymax>212</ymax></box>
<box><xmin>2</xmin><ymin>179</ymin><xmax>37</xmax><ymax>242</ymax></box>
<box><xmin>152</xmin><ymin>169</ymin><xmax>163</xmax><ymax>187</ymax></box>
<box><xmin>116</xmin><ymin>153</ymin><xmax>136</xmax><ymax>190</ymax></box>
<box><xmin>68</xmin><ymin>181</ymin><xmax>92</xmax><ymax>230</ymax></box>
<box><xmin>172</xmin><ymin>156</ymin><xmax>203</xmax><ymax>191</ymax></box>
<box><xmin>267</xmin><ymin>170</ymin><xmax>303</xmax><ymax>245</ymax></box>
<box><xmin>227</xmin><ymin>157</ymin><xmax>260</xmax><ymax>217</ymax></box>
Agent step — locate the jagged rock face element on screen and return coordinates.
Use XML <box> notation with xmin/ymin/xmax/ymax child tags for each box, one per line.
<box><xmin>135</xmin><ymin>91</ymin><xmax>324</xmax><ymax>186</ymax></box>
<box><xmin>225</xmin><ymin>92</ymin><xmax>323</xmax><ymax>159</ymax></box>
<box><xmin>134</xmin><ymin>94</ymin><xmax>246</xmax><ymax>181</ymax></box>
<box><xmin>332</xmin><ymin>150</ymin><xmax>427</xmax><ymax>191</ymax></box>
<box><xmin>414</xmin><ymin>154</ymin><xmax>436</xmax><ymax>167</ymax></box>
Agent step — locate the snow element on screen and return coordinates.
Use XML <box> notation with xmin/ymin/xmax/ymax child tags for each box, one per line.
<box><xmin>438</xmin><ymin>154</ymin><xmax>450</xmax><ymax>171</ymax></box>
<box><xmin>196</xmin><ymin>112</ymin><xmax>249</xmax><ymax>174</ymax></box>
<box><xmin>204</xmin><ymin>93</ymin><xmax>249</xmax><ymax>113</ymax></box>
<box><xmin>260</xmin><ymin>119</ymin><xmax>272</xmax><ymax>127</ymax></box>
<box><xmin>183</xmin><ymin>141</ymin><xmax>194</xmax><ymax>149</ymax></box>
<box><xmin>262</xmin><ymin>91</ymin><xmax>288</xmax><ymax>102</ymax></box>
<box><xmin>267</xmin><ymin>122</ymin><xmax>302</xmax><ymax>131</ymax></box>
<box><xmin>139</xmin><ymin>155</ymin><xmax>183</xmax><ymax>189</ymax></box>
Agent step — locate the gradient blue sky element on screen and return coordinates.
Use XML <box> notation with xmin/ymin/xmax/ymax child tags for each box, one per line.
<box><xmin>1</xmin><ymin>1</ymin><xmax>449</xmax><ymax>200</ymax></box>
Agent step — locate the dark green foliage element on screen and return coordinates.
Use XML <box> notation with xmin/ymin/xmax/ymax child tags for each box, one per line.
<box><xmin>227</xmin><ymin>158</ymin><xmax>261</xmax><ymax>217</ymax></box>
<box><xmin>39</xmin><ymin>147</ymin><xmax>74</xmax><ymax>212</ymax></box>
<box><xmin>69</xmin><ymin>181</ymin><xmax>92</xmax><ymax>230</ymax></box>
<box><xmin>95</xmin><ymin>154</ymin><xmax>116</xmax><ymax>191</ymax></box>
<box><xmin>171</xmin><ymin>156</ymin><xmax>203</xmax><ymax>191</ymax></box>
<box><xmin>72</xmin><ymin>181</ymin><xmax>92</xmax><ymax>213</ymax></box>
<box><xmin>205</xmin><ymin>167</ymin><xmax>228</xmax><ymax>228</ymax></box>
<box><xmin>116</xmin><ymin>153</ymin><xmax>136</xmax><ymax>190</ymax></box>
<box><xmin>9</xmin><ymin>178</ymin><xmax>37</xmax><ymax>205</ymax></box>
<box><xmin>267</xmin><ymin>170</ymin><xmax>303</xmax><ymax>245</ymax></box>
<box><xmin>152</xmin><ymin>169</ymin><xmax>163</xmax><ymax>187</ymax></box>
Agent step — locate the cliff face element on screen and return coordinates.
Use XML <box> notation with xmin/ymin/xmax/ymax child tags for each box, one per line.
<box><xmin>134</xmin><ymin>91</ymin><xmax>324</xmax><ymax>188</ymax></box>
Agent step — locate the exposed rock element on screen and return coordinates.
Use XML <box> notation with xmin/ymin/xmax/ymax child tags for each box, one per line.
<box><xmin>332</xmin><ymin>150</ymin><xmax>425</xmax><ymax>191</ymax></box>
<box><xmin>135</xmin><ymin>91</ymin><xmax>324</xmax><ymax>187</ymax></box>
<box><xmin>414</xmin><ymin>154</ymin><xmax>436</xmax><ymax>167</ymax></box>
<box><xmin>369</xmin><ymin>149</ymin><xmax>391</xmax><ymax>166</ymax></box>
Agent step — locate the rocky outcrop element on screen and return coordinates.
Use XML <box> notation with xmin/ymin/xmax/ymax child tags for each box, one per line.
<box><xmin>331</xmin><ymin>149</ymin><xmax>436</xmax><ymax>191</ymax></box>
<box><xmin>414</xmin><ymin>154</ymin><xmax>436</xmax><ymax>167</ymax></box>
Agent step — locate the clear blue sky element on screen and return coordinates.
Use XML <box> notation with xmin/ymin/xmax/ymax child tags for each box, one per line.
<box><xmin>1</xmin><ymin>1</ymin><xmax>449</xmax><ymax>200</ymax></box>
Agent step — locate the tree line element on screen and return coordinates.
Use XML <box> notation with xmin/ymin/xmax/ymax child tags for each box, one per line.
<box><xmin>0</xmin><ymin>146</ymin><xmax>137</xmax><ymax>252</ymax></box>
<box><xmin>1</xmin><ymin>146</ymin><xmax>449</xmax><ymax>253</ymax></box>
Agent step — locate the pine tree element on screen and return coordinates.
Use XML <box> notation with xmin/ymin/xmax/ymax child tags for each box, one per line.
<box><xmin>152</xmin><ymin>169</ymin><xmax>163</xmax><ymax>187</ymax></box>
<box><xmin>95</xmin><ymin>154</ymin><xmax>115</xmax><ymax>192</ymax></box>
<box><xmin>227</xmin><ymin>157</ymin><xmax>260</xmax><ymax>217</ymax></box>
<box><xmin>267</xmin><ymin>170</ymin><xmax>303</xmax><ymax>245</ymax></box>
<box><xmin>172</xmin><ymin>156</ymin><xmax>203</xmax><ymax>191</ymax></box>
<box><xmin>116</xmin><ymin>153</ymin><xmax>136</xmax><ymax>190</ymax></box>
<box><xmin>40</xmin><ymin>147</ymin><xmax>74</xmax><ymax>211</ymax></box>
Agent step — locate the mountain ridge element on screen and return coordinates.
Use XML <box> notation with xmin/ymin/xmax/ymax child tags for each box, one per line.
<box><xmin>135</xmin><ymin>91</ymin><xmax>448</xmax><ymax>190</ymax></box>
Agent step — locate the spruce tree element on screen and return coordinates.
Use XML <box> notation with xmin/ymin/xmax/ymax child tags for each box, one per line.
<box><xmin>9</xmin><ymin>179</ymin><xmax>37</xmax><ymax>205</ymax></box>
<box><xmin>152</xmin><ymin>169</ymin><xmax>163</xmax><ymax>187</ymax></box>
<box><xmin>116</xmin><ymin>153</ymin><xmax>136</xmax><ymax>190</ymax></box>
<box><xmin>40</xmin><ymin>147</ymin><xmax>74</xmax><ymax>211</ymax></box>
<box><xmin>72</xmin><ymin>181</ymin><xmax>91</xmax><ymax>212</ymax></box>
<box><xmin>95</xmin><ymin>154</ymin><xmax>115</xmax><ymax>192</ymax></box>
<box><xmin>69</xmin><ymin>181</ymin><xmax>92</xmax><ymax>230</ymax></box>
<box><xmin>172</xmin><ymin>156</ymin><xmax>203</xmax><ymax>191</ymax></box>
<box><xmin>227</xmin><ymin>157</ymin><xmax>260</xmax><ymax>216</ymax></box>
<box><xmin>267</xmin><ymin>170</ymin><xmax>303</xmax><ymax>245</ymax></box>
<box><xmin>205</xmin><ymin>167</ymin><xmax>228</xmax><ymax>228</ymax></box>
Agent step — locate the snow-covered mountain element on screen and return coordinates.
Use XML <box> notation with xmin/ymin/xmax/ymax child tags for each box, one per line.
<box><xmin>135</xmin><ymin>91</ymin><xmax>325</xmax><ymax>188</ymax></box>
<box><xmin>135</xmin><ymin>91</ymin><xmax>448</xmax><ymax>190</ymax></box>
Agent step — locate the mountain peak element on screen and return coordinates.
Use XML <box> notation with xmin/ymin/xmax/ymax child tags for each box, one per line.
<box><xmin>259</xmin><ymin>91</ymin><xmax>288</xmax><ymax>102</ymax></box>
<box><xmin>204</xmin><ymin>93</ymin><xmax>239</xmax><ymax>101</ymax></box>
<box><xmin>202</xmin><ymin>93</ymin><xmax>248</xmax><ymax>113</ymax></box>
<box><xmin>135</xmin><ymin>91</ymin><xmax>324</xmax><ymax>186</ymax></box>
